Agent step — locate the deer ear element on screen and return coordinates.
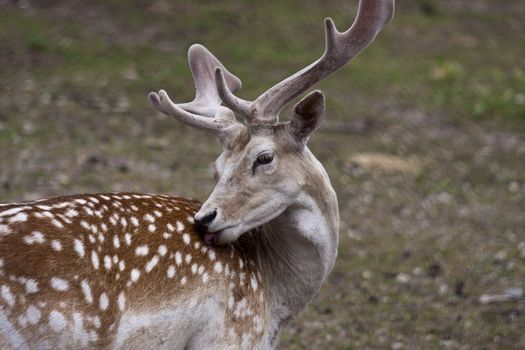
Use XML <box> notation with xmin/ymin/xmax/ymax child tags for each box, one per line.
<box><xmin>288</xmin><ymin>90</ymin><xmax>325</xmax><ymax>144</ymax></box>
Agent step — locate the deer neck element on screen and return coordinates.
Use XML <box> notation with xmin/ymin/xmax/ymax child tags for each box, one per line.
<box><xmin>249</xmin><ymin>149</ymin><xmax>340</xmax><ymax>341</ymax></box>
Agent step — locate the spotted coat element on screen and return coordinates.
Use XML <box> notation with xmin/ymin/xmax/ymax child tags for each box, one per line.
<box><xmin>0</xmin><ymin>193</ymin><xmax>267</xmax><ymax>349</ymax></box>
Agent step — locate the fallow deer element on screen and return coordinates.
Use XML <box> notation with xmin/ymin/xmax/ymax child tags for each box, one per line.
<box><xmin>0</xmin><ymin>0</ymin><xmax>394</xmax><ymax>348</ymax></box>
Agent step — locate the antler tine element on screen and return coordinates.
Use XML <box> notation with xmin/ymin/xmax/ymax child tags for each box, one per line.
<box><xmin>215</xmin><ymin>0</ymin><xmax>394</xmax><ymax>124</ymax></box>
<box><xmin>215</xmin><ymin>68</ymin><xmax>255</xmax><ymax>120</ymax></box>
<box><xmin>255</xmin><ymin>0</ymin><xmax>394</xmax><ymax>119</ymax></box>
<box><xmin>148</xmin><ymin>90</ymin><xmax>224</xmax><ymax>133</ymax></box>
<box><xmin>149</xmin><ymin>44</ymin><xmax>242</xmax><ymax>134</ymax></box>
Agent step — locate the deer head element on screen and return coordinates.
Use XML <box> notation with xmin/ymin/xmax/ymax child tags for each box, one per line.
<box><xmin>149</xmin><ymin>0</ymin><xmax>394</xmax><ymax>246</ymax></box>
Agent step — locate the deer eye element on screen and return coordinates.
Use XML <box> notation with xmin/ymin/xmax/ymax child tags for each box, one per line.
<box><xmin>256</xmin><ymin>152</ymin><xmax>274</xmax><ymax>165</ymax></box>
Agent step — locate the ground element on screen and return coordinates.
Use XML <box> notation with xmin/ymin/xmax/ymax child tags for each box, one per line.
<box><xmin>0</xmin><ymin>0</ymin><xmax>524</xmax><ymax>349</ymax></box>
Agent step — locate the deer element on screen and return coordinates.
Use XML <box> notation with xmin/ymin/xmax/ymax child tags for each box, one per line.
<box><xmin>0</xmin><ymin>1</ymin><xmax>394</xmax><ymax>348</ymax></box>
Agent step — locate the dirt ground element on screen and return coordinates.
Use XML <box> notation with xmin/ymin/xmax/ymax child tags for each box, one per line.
<box><xmin>1</xmin><ymin>0</ymin><xmax>524</xmax><ymax>349</ymax></box>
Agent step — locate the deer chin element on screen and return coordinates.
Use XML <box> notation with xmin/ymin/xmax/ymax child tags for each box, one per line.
<box><xmin>201</xmin><ymin>224</ymin><xmax>245</xmax><ymax>246</ymax></box>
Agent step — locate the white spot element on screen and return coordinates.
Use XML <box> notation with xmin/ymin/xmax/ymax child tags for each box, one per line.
<box><xmin>208</xmin><ymin>250</ymin><xmax>216</xmax><ymax>261</ymax></box>
<box><xmin>153</xmin><ymin>210</ymin><xmax>162</xmax><ymax>218</ymax></box>
<box><xmin>228</xmin><ymin>295</ymin><xmax>234</xmax><ymax>309</ymax></box>
<box><xmin>72</xmin><ymin>312</ymin><xmax>89</xmax><ymax>346</ymax></box>
<box><xmin>80</xmin><ymin>220</ymin><xmax>90</xmax><ymax>231</ymax></box>
<box><xmin>239</xmin><ymin>272</ymin><xmax>245</xmax><ymax>286</ymax></box>
<box><xmin>113</xmin><ymin>255</ymin><xmax>118</xmax><ymax>264</ymax></box>
<box><xmin>51</xmin><ymin>219</ymin><xmax>64</xmax><ymax>228</ymax></box>
<box><xmin>8</xmin><ymin>212</ymin><xmax>28</xmax><ymax>223</ymax></box>
<box><xmin>101</xmin><ymin>223</ymin><xmax>108</xmax><ymax>232</ymax></box>
<box><xmin>239</xmin><ymin>258</ymin><xmax>244</xmax><ymax>269</ymax></box>
<box><xmin>1</xmin><ymin>285</ymin><xmax>15</xmax><ymax>306</ymax></box>
<box><xmin>38</xmin><ymin>211</ymin><xmax>53</xmax><ymax>220</ymax></box>
<box><xmin>185</xmin><ymin>254</ymin><xmax>192</xmax><ymax>264</ymax></box>
<box><xmin>51</xmin><ymin>240</ymin><xmax>63</xmax><ymax>251</ymax></box>
<box><xmin>0</xmin><ymin>207</ymin><xmax>27</xmax><ymax>217</ymax></box>
<box><xmin>118</xmin><ymin>292</ymin><xmax>126</xmax><ymax>312</ymax></box>
<box><xmin>186</xmin><ymin>216</ymin><xmax>194</xmax><ymax>224</ymax></box>
<box><xmin>50</xmin><ymin>277</ymin><xmax>69</xmax><ymax>291</ymax></box>
<box><xmin>104</xmin><ymin>255</ymin><xmax>112</xmax><ymax>270</ymax></box>
<box><xmin>198</xmin><ymin>265</ymin><xmax>205</xmax><ymax>275</ymax></box>
<box><xmin>176</xmin><ymin>221</ymin><xmax>184</xmax><ymax>233</ymax></box>
<box><xmin>113</xmin><ymin>235</ymin><xmax>120</xmax><ymax>249</ymax></box>
<box><xmin>148</xmin><ymin>224</ymin><xmax>156</xmax><ymax>233</ymax></box>
<box><xmin>23</xmin><ymin>231</ymin><xmax>45</xmax><ymax>245</ymax></box>
<box><xmin>130</xmin><ymin>217</ymin><xmax>139</xmax><ymax>227</ymax></box>
<box><xmin>74</xmin><ymin>239</ymin><xmax>85</xmax><ymax>257</ymax></box>
<box><xmin>0</xmin><ymin>224</ymin><xmax>10</xmax><ymax>236</ymax></box>
<box><xmin>166</xmin><ymin>223</ymin><xmax>175</xmax><ymax>232</ymax></box>
<box><xmin>158</xmin><ymin>245</ymin><xmax>167</xmax><ymax>256</ymax></box>
<box><xmin>120</xmin><ymin>217</ymin><xmax>127</xmax><ymax>227</ymax></box>
<box><xmin>55</xmin><ymin>202</ymin><xmax>72</xmax><ymax>209</ymax></box>
<box><xmin>175</xmin><ymin>252</ymin><xmax>182</xmax><ymax>265</ymax></box>
<box><xmin>91</xmin><ymin>251</ymin><xmax>100</xmax><ymax>270</ymax></box>
<box><xmin>145</xmin><ymin>255</ymin><xmax>159</xmax><ymax>273</ymax></box>
<box><xmin>119</xmin><ymin>260</ymin><xmax>125</xmax><ymax>271</ymax></box>
<box><xmin>214</xmin><ymin>262</ymin><xmax>223</xmax><ymax>273</ymax></box>
<box><xmin>25</xmin><ymin>279</ymin><xmax>38</xmax><ymax>294</ymax></box>
<box><xmin>135</xmin><ymin>245</ymin><xmax>149</xmax><ymax>256</ymax></box>
<box><xmin>65</xmin><ymin>208</ymin><xmax>78</xmax><ymax>218</ymax></box>
<box><xmin>202</xmin><ymin>272</ymin><xmax>209</xmax><ymax>283</ymax></box>
<box><xmin>130</xmin><ymin>205</ymin><xmax>139</xmax><ymax>211</ymax></box>
<box><xmin>93</xmin><ymin>316</ymin><xmax>101</xmax><ymax>328</ymax></box>
<box><xmin>81</xmin><ymin>280</ymin><xmax>93</xmax><ymax>304</ymax></box>
<box><xmin>100</xmin><ymin>195</ymin><xmax>110</xmax><ymax>200</ymax></box>
<box><xmin>26</xmin><ymin>305</ymin><xmax>41</xmax><ymax>325</ymax></box>
<box><xmin>130</xmin><ymin>269</ymin><xmax>140</xmax><ymax>282</ymax></box>
<box><xmin>183</xmin><ymin>234</ymin><xmax>190</xmax><ymax>245</ymax></box>
<box><xmin>180</xmin><ymin>276</ymin><xmax>187</xmax><ymax>285</ymax></box>
<box><xmin>57</xmin><ymin>214</ymin><xmax>71</xmax><ymax>224</ymax></box>
<box><xmin>191</xmin><ymin>264</ymin><xmax>197</xmax><ymax>274</ymax></box>
<box><xmin>251</xmin><ymin>275</ymin><xmax>258</xmax><ymax>291</ymax></box>
<box><xmin>144</xmin><ymin>214</ymin><xmax>155</xmax><ymax>223</ymax></box>
<box><xmin>124</xmin><ymin>233</ymin><xmax>132</xmax><ymax>246</ymax></box>
<box><xmin>88</xmin><ymin>235</ymin><xmax>96</xmax><ymax>243</ymax></box>
<box><xmin>89</xmin><ymin>197</ymin><xmax>100</xmax><ymax>204</ymax></box>
<box><xmin>49</xmin><ymin>310</ymin><xmax>66</xmax><ymax>332</ymax></box>
<box><xmin>99</xmin><ymin>293</ymin><xmax>109</xmax><ymax>311</ymax></box>
<box><xmin>167</xmin><ymin>265</ymin><xmax>176</xmax><ymax>279</ymax></box>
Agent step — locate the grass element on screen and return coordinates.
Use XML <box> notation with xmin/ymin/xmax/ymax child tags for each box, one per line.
<box><xmin>1</xmin><ymin>0</ymin><xmax>524</xmax><ymax>348</ymax></box>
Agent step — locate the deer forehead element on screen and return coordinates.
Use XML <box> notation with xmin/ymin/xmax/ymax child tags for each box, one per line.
<box><xmin>218</xmin><ymin>125</ymin><xmax>293</xmax><ymax>164</ymax></box>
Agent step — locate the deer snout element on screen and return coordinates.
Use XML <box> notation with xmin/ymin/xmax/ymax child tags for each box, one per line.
<box><xmin>194</xmin><ymin>208</ymin><xmax>218</xmax><ymax>228</ymax></box>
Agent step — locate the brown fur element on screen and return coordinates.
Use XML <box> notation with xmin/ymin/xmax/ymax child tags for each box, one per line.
<box><xmin>0</xmin><ymin>193</ymin><xmax>267</xmax><ymax>348</ymax></box>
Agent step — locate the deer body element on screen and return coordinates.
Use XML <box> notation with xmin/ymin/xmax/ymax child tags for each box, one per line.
<box><xmin>1</xmin><ymin>0</ymin><xmax>393</xmax><ymax>348</ymax></box>
<box><xmin>0</xmin><ymin>146</ymin><xmax>337</xmax><ymax>349</ymax></box>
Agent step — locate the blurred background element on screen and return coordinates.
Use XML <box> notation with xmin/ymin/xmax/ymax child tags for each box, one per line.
<box><xmin>0</xmin><ymin>0</ymin><xmax>524</xmax><ymax>348</ymax></box>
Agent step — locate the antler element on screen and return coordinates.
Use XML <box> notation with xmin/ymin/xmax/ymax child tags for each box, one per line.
<box><xmin>216</xmin><ymin>0</ymin><xmax>395</xmax><ymax>123</ymax></box>
<box><xmin>149</xmin><ymin>44</ymin><xmax>242</xmax><ymax>133</ymax></box>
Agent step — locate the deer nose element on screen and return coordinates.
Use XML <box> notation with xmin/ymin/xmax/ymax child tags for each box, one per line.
<box><xmin>194</xmin><ymin>209</ymin><xmax>217</xmax><ymax>228</ymax></box>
